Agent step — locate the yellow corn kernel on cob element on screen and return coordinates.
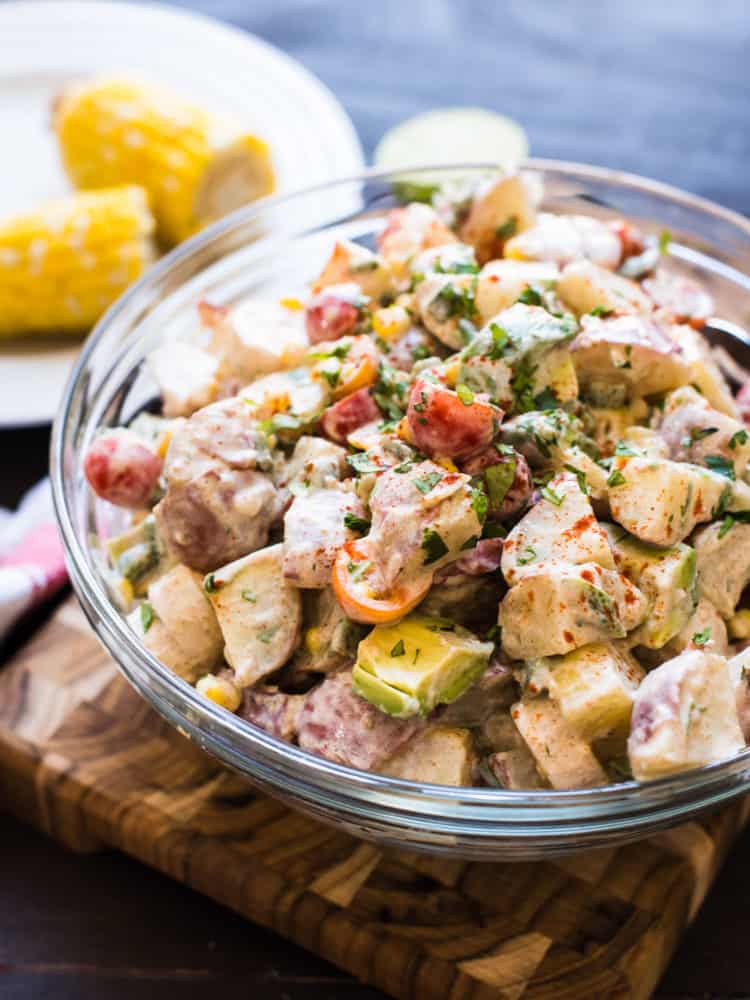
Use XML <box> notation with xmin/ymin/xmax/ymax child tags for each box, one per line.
<box><xmin>54</xmin><ymin>77</ymin><xmax>276</xmax><ymax>247</ymax></box>
<box><xmin>0</xmin><ymin>185</ymin><xmax>156</xmax><ymax>338</ymax></box>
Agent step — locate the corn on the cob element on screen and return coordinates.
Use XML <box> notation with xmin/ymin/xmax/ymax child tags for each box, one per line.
<box><xmin>54</xmin><ymin>77</ymin><xmax>276</xmax><ymax>247</ymax></box>
<box><xmin>0</xmin><ymin>185</ymin><xmax>156</xmax><ymax>337</ymax></box>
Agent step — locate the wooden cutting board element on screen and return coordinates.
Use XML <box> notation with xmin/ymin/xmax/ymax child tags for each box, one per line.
<box><xmin>1</xmin><ymin>597</ymin><xmax>748</xmax><ymax>1000</ymax></box>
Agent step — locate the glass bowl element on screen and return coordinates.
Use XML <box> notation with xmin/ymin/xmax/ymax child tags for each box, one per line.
<box><xmin>51</xmin><ymin>163</ymin><xmax>750</xmax><ymax>860</ymax></box>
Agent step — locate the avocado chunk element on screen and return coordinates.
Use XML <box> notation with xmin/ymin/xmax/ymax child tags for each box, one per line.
<box><xmin>352</xmin><ymin>615</ymin><xmax>493</xmax><ymax>719</ymax></box>
<box><xmin>381</xmin><ymin>726</ymin><xmax>475</xmax><ymax>785</ymax></box>
<box><xmin>459</xmin><ymin>303</ymin><xmax>577</xmax><ymax>412</ymax></box>
<box><xmin>499</xmin><ymin>562</ymin><xmax>647</xmax><ymax>660</ymax></box>
<box><xmin>497</xmin><ymin>408</ymin><xmax>588</xmax><ymax>468</ymax></box>
<box><xmin>502</xmin><ymin>472</ymin><xmax>614</xmax><ymax>586</ymax></box>
<box><xmin>107</xmin><ymin>514</ymin><xmax>170</xmax><ymax>598</ymax></box>
<box><xmin>205</xmin><ymin>543</ymin><xmax>302</xmax><ymax>688</ymax></box>
<box><xmin>541</xmin><ymin>641</ymin><xmax>644</xmax><ymax>743</ymax></box>
<box><xmin>603</xmin><ymin>524</ymin><xmax>697</xmax><ymax>648</ymax></box>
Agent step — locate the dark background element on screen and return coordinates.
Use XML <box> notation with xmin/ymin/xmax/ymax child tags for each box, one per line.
<box><xmin>2</xmin><ymin>1</ymin><xmax>749</xmax><ymax>997</ymax></box>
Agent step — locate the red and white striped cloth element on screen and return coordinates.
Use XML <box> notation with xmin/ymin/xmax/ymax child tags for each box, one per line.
<box><xmin>0</xmin><ymin>480</ymin><xmax>68</xmax><ymax>638</ymax></box>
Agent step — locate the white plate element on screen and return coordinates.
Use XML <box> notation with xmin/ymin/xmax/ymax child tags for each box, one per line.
<box><xmin>0</xmin><ymin>0</ymin><xmax>364</xmax><ymax>427</ymax></box>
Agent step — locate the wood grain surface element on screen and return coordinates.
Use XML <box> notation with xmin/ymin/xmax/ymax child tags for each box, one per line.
<box><xmin>2</xmin><ymin>597</ymin><xmax>749</xmax><ymax>1000</ymax></box>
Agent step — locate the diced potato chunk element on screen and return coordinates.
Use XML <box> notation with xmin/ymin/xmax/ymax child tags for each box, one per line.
<box><xmin>607</xmin><ymin>455</ymin><xmax>738</xmax><ymax>547</ymax></box>
<box><xmin>460</xmin><ymin>173</ymin><xmax>537</xmax><ymax>263</ymax></box>
<box><xmin>414</xmin><ymin>272</ymin><xmax>478</xmax><ymax>350</ymax></box>
<box><xmin>511</xmin><ymin>696</ymin><xmax>608</xmax><ymax>789</ymax></box>
<box><xmin>693</xmin><ymin>520</ymin><xmax>750</xmax><ymax>618</ymax></box>
<box><xmin>571</xmin><ymin>313</ymin><xmax>691</xmax><ymax>401</ymax></box>
<box><xmin>657</xmin><ymin>598</ymin><xmax>729</xmax><ymax>660</ymax></box>
<box><xmin>147</xmin><ymin>565</ymin><xmax>224</xmax><ymax>676</ymax></box>
<box><xmin>558</xmin><ymin>259</ymin><xmax>651</xmax><ymax>316</ymax></box>
<box><xmin>502</xmin><ymin>472</ymin><xmax>614</xmax><ymax>586</ymax></box>
<box><xmin>381</xmin><ymin>726</ymin><xmax>475</xmax><ymax>785</ymax></box>
<box><xmin>312</xmin><ymin>239</ymin><xmax>394</xmax><ymax>300</ymax></box>
<box><xmin>504</xmin><ymin>213</ymin><xmax>621</xmax><ymax>269</ymax></box>
<box><xmin>604</xmin><ymin>525</ymin><xmax>697</xmax><ymax>649</ymax></box>
<box><xmin>485</xmin><ymin>746</ymin><xmax>545</xmax><ymax>789</ymax></box>
<box><xmin>727</xmin><ymin>647</ymin><xmax>750</xmax><ymax>741</ymax></box>
<box><xmin>148</xmin><ymin>342</ymin><xmax>221</xmax><ymax>418</ymax></box>
<box><xmin>475</xmin><ymin>259</ymin><xmax>559</xmax><ymax>322</ymax></box>
<box><xmin>283</xmin><ymin>488</ymin><xmax>366</xmax><ymax>588</ymax></box>
<box><xmin>499</xmin><ymin>562</ymin><xmax>647</xmax><ymax>660</ymax></box>
<box><xmin>665</xmin><ymin>325</ymin><xmax>739</xmax><ymax>418</ymax></box>
<box><xmin>628</xmin><ymin>649</ymin><xmax>744</xmax><ymax>781</ymax></box>
<box><xmin>209</xmin><ymin>299</ymin><xmax>309</xmax><ymax>380</ymax></box>
<box><xmin>659</xmin><ymin>385</ymin><xmax>750</xmax><ymax>478</ymax></box>
<box><xmin>206</xmin><ymin>543</ymin><xmax>302</xmax><ymax>687</ymax></box>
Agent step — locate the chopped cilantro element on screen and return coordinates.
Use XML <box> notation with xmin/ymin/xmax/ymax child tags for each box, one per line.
<box><xmin>692</xmin><ymin>627</ymin><xmax>711</xmax><ymax>646</ymax></box>
<box><xmin>347</xmin><ymin>452</ymin><xmax>381</xmax><ymax>474</ymax></box>
<box><xmin>705</xmin><ymin>454</ymin><xmax>735</xmax><ymax>480</ymax></box>
<box><xmin>260</xmin><ymin>412</ymin><xmax>303</xmax><ymax>435</ymax></box>
<box><xmin>681</xmin><ymin>482</ymin><xmax>695</xmax><ymax>519</ymax></box>
<box><xmin>460</xmin><ymin>534</ymin><xmax>479</xmax><ymax>550</ymax></box>
<box><xmin>422</xmin><ymin>528</ymin><xmax>449</xmax><ymax>565</ymax></box>
<box><xmin>510</xmin><ymin>357</ymin><xmax>537</xmax><ymax>413</ymax></box>
<box><xmin>518</xmin><ymin>546</ymin><xmax>536</xmax><ymax>565</ymax></box>
<box><xmin>682</xmin><ymin>426</ymin><xmax>718</xmax><ymax>447</ymax></box>
<box><xmin>541</xmin><ymin>484</ymin><xmax>565</xmax><ymax>506</ymax></box>
<box><xmin>517</xmin><ymin>286</ymin><xmax>543</xmax><ymax>307</ymax></box>
<box><xmin>390</xmin><ymin>639</ymin><xmax>406</xmax><ymax>657</ymax></box>
<box><xmin>485</xmin><ymin>459</ymin><xmax>516</xmax><ymax>509</ymax></box>
<box><xmin>730</xmin><ymin>429</ymin><xmax>749</xmax><ymax>450</ymax></box>
<box><xmin>140</xmin><ymin>601</ymin><xmax>156</xmax><ymax>632</ymax></box>
<box><xmin>658</xmin><ymin>229</ymin><xmax>672</xmax><ymax>254</ymax></box>
<box><xmin>607</xmin><ymin>469</ymin><xmax>627</xmax><ymax>487</ymax></box>
<box><xmin>344</xmin><ymin>512</ymin><xmax>371</xmax><ymax>534</ymax></box>
<box><xmin>589</xmin><ymin>305</ymin><xmax>613</xmax><ymax>318</ymax></box>
<box><xmin>347</xmin><ymin>560</ymin><xmax>372</xmax><ymax>582</ymax></box>
<box><xmin>455</xmin><ymin>383</ymin><xmax>475</xmax><ymax>405</ymax></box>
<box><xmin>410</xmin><ymin>344</ymin><xmax>431</xmax><ymax>362</ymax></box>
<box><xmin>718</xmin><ymin>515</ymin><xmax>735</xmax><ymax>539</ymax></box>
<box><xmin>495</xmin><ymin>216</ymin><xmax>518</xmax><ymax>240</ymax></box>
<box><xmin>258</xmin><ymin>627</ymin><xmax>278</xmax><ymax>644</ymax></box>
<box><xmin>413</xmin><ymin>647</ymin><xmax>421</xmax><ymax>664</ymax></box>
<box><xmin>485</xmin><ymin>624</ymin><xmax>500</xmax><ymax>643</ymax></box>
<box><xmin>204</xmin><ymin>574</ymin><xmax>220</xmax><ymax>594</ymax></box>
<box><xmin>488</xmin><ymin>322</ymin><xmax>509</xmax><ymax>359</ymax></box>
<box><xmin>393</xmin><ymin>460</ymin><xmax>414</xmax><ymax>474</ymax></box>
<box><xmin>320</xmin><ymin>365</ymin><xmax>341</xmax><ymax>389</ymax></box>
<box><xmin>613</xmin><ymin>441</ymin><xmax>638</xmax><ymax>457</ymax></box>
<box><xmin>241</xmin><ymin>589</ymin><xmax>257</xmax><ymax>603</ymax></box>
<box><xmin>563</xmin><ymin>463</ymin><xmax>588</xmax><ymax>495</ymax></box>
<box><xmin>309</xmin><ymin>341</ymin><xmax>352</xmax><ymax>360</ymax></box>
<box><xmin>471</xmin><ymin>486</ymin><xmax>488</xmax><ymax>524</ymax></box>
<box><xmin>433</xmin><ymin>280</ymin><xmax>477</xmax><ymax>321</ymax></box>
<box><xmin>533</xmin><ymin>387</ymin><xmax>559</xmax><ymax>411</ymax></box>
<box><xmin>415</xmin><ymin>471</ymin><xmax>443</xmax><ymax>494</ymax></box>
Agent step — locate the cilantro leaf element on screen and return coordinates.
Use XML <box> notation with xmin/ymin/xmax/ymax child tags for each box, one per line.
<box><xmin>455</xmin><ymin>383</ymin><xmax>475</xmax><ymax>406</ymax></box>
<box><xmin>414</xmin><ymin>471</ymin><xmax>443</xmax><ymax>494</ymax></box>
<box><xmin>607</xmin><ymin>470</ymin><xmax>627</xmax><ymax>487</ymax></box>
<box><xmin>563</xmin><ymin>463</ymin><xmax>589</xmax><ymax>495</ymax></box>
<box><xmin>730</xmin><ymin>429</ymin><xmax>749</xmax><ymax>450</ymax></box>
<box><xmin>517</xmin><ymin>286</ymin><xmax>543</xmax><ymax>307</ymax></box>
<box><xmin>692</xmin><ymin>627</ymin><xmax>711</xmax><ymax>646</ymax></box>
<box><xmin>518</xmin><ymin>546</ymin><xmax>536</xmax><ymax>565</ymax></box>
<box><xmin>495</xmin><ymin>216</ymin><xmax>518</xmax><ymax>240</ymax></box>
<box><xmin>422</xmin><ymin>528</ymin><xmax>449</xmax><ymax>565</ymax></box>
<box><xmin>344</xmin><ymin>512</ymin><xmax>371</xmax><ymax>534</ymax></box>
<box><xmin>390</xmin><ymin>639</ymin><xmax>406</xmax><ymax>657</ymax></box>
<box><xmin>347</xmin><ymin>452</ymin><xmax>381</xmax><ymax>474</ymax></box>
<box><xmin>541</xmin><ymin>484</ymin><xmax>565</xmax><ymax>506</ymax></box>
<box><xmin>658</xmin><ymin>229</ymin><xmax>672</xmax><ymax>254</ymax></box>
<box><xmin>140</xmin><ymin>601</ymin><xmax>156</xmax><ymax>632</ymax></box>
<box><xmin>705</xmin><ymin>454</ymin><xmax>735</xmax><ymax>480</ymax></box>
<box><xmin>241</xmin><ymin>589</ymin><xmax>257</xmax><ymax>603</ymax></box>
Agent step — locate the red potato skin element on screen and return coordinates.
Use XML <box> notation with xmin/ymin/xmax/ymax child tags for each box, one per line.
<box><xmin>84</xmin><ymin>431</ymin><xmax>162</xmax><ymax>508</ymax></box>
<box><xmin>609</xmin><ymin>219</ymin><xmax>645</xmax><ymax>261</ymax></box>
<box><xmin>305</xmin><ymin>293</ymin><xmax>360</xmax><ymax>344</ymax></box>
<box><xmin>407</xmin><ymin>379</ymin><xmax>502</xmax><ymax>461</ymax></box>
<box><xmin>320</xmin><ymin>387</ymin><xmax>381</xmax><ymax>444</ymax></box>
<box><xmin>738</xmin><ymin>384</ymin><xmax>750</xmax><ymax>425</ymax></box>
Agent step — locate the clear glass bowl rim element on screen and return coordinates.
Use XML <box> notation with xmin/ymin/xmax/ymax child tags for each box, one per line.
<box><xmin>50</xmin><ymin>160</ymin><xmax>750</xmax><ymax>843</ymax></box>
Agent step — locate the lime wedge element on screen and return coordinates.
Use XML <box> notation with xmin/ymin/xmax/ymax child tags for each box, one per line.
<box><xmin>374</xmin><ymin>107</ymin><xmax>529</xmax><ymax>201</ymax></box>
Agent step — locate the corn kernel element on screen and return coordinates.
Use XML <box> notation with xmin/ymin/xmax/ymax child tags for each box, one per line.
<box><xmin>196</xmin><ymin>674</ymin><xmax>241</xmax><ymax>712</ymax></box>
<box><xmin>305</xmin><ymin>626</ymin><xmax>323</xmax><ymax>654</ymax></box>
<box><xmin>441</xmin><ymin>359</ymin><xmax>461</xmax><ymax>387</ymax></box>
<box><xmin>280</xmin><ymin>297</ymin><xmax>304</xmax><ymax>311</ymax></box>
<box><xmin>396</xmin><ymin>416</ymin><xmax>416</xmax><ymax>445</ymax></box>
<box><xmin>372</xmin><ymin>305</ymin><xmax>410</xmax><ymax>342</ymax></box>
<box><xmin>435</xmin><ymin>457</ymin><xmax>458</xmax><ymax>472</ymax></box>
<box><xmin>728</xmin><ymin>610</ymin><xmax>750</xmax><ymax>640</ymax></box>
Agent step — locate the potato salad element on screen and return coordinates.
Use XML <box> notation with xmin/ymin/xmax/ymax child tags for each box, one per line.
<box><xmin>85</xmin><ymin>171</ymin><xmax>750</xmax><ymax>790</ymax></box>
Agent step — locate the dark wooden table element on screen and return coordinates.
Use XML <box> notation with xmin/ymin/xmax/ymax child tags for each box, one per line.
<box><xmin>2</xmin><ymin>1</ymin><xmax>750</xmax><ymax>996</ymax></box>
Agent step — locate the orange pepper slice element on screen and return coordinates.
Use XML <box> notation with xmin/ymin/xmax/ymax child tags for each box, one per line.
<box><xmin>331</xmin><ymin>540</ymin><xmax>430</xmax><ymax>625</ymax></box>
